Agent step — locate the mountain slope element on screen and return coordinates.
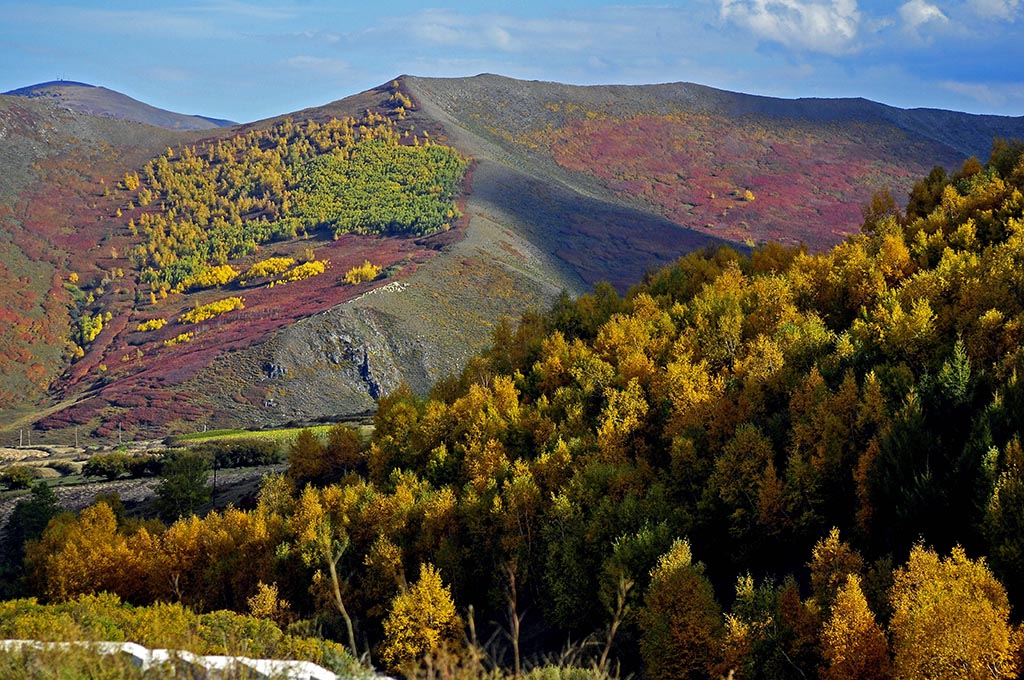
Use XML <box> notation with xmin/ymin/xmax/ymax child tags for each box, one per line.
<box><xmin>0</xmin><ymin>93</ymin><xmax>206</xmax><ymax>421</ymax></box>
<box><xmin>3</xmin><ymin>74</ymin><xmax>1024</xmax><ymax>442</ymax></box>
<box><xmin>4</xmin><ymin>81</ymin><xmax>236</xmax><ymax>130</ymax></box>
<box><xmin>404</xmin><ymin>74</ymin><xmax>1024</xmax><ymax>250</ymax></box>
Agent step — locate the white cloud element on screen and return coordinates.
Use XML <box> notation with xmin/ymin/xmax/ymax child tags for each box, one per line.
<box><xmin>195</xmin><ymin>1</ymin><xmax>295</xmax><ymax>21</ymax></box>
<box><xmin>56</xmin><ymin>7</ymin><xmax>223</xmax><ymax>40</ymax></box>
<box><xmin>718</xmin><ymin>0</ymin><xmax>862</xmax><ymax>55</ymax></box>
<box><xmin>899</xmin><ymin>0</ymin><xmax>947</xmax><ymax>38</ymax></box>
<box><xmin>967</xmin><ymin>0</ymin><xmax>1021</xmax><ymax>19</ymax></box>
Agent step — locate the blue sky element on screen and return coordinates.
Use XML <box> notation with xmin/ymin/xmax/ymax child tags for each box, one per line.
<box><xmin>1</xmin><ymin>0</ymin><xmax>1021</xmax><ymax>123</ymax></box>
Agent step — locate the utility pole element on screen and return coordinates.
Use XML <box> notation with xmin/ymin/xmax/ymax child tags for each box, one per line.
<box><xmin>19</xmin><ymin>429</ymin><xmax>22</xmax><ymax>448</ymax></box>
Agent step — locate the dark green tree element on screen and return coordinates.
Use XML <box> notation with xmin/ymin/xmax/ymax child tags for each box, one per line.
<box><xmin>286</xmin><ymin>428</ymin><xmax>328</xmax><ymax>488</ymax></box>
<box><xmin>156</xmin><ymin>451</ymin><xmax>211</xmax><ymax>522</ymax></box>
<box><xmin>83</xmin><ymin>452</ymin><xmax>129</xmax><ymax>480</ymax></box>
<box><xmin>3</xmin><ymin>481</ymin><xmax>61</xmax><ymax>566</ymax></box>
<box><xmin>0</xmin><ymin>465</ymin><xmax>35</xmax><ymax>490</ymax></box>
<box><xmin>325</xmin><ymin>424</ymin><xmax>363</xmax><ymax>478</ymax></box>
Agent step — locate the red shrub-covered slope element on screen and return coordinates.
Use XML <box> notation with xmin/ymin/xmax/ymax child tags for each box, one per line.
<box><xmin>543</xmin><ymin>113</ymin><xmax>962</xmax><ymax>250</ymax></box>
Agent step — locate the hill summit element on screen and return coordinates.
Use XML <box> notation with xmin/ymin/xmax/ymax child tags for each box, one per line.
<box><xmin>4</xmin><ymin>80</ymin><xmax>235</xmax><ymax>130</ymax></box>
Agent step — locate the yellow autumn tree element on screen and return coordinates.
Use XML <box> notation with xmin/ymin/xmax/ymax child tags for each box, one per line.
<box><xmin>247</xmin><ymin>581</ymin><xmax>292</xmax><ymax>627</ymax></box>
<box><xmin>821</xmin><ymin>574</ymin><xmax>891</xmax><ymax>680</ymax></box>
<box><xmin>380</xmin><ymin>563</ymin><xmax>462</xmax><ymax>672</ymax></box>
<box><xmin>287</xmin><ymin>428</ymin><xmax>335</xmax><ymax>487</ymax></box>
<box><xmin>809</xmin><ymin>527</ymin><xmax>864</xmax><ymax>614</ymax></box>
<box><xmin>890</xmin><ymin>544</ymin><xmax>1018</xmax><ymax>680</ymax></box>
<box><xmin>343</xmin><ymin>260</ymin><xmax>380</xmax><ymax>284</ymax></box>
<box><xmin>24</xmin><ymin>501</ymin><xmax>132</xmax><ymax>602</ymax></box>
<box><xmin>289</xmin><ymin>485</ymin><xmax>358</xmax><ymax>658</ymax></box>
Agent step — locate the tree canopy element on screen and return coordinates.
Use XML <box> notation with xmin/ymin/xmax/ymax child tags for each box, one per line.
<box><xmin>16</xmin><ymin>141</ymin><xmax>1024</xmax><ymax>677</ymax></box>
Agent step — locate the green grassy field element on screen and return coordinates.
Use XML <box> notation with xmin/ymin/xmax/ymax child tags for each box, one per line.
<box><xmin>176</xmin><ymin>423</ymin><xmax>373</xmax><ymax>445</ymax></box>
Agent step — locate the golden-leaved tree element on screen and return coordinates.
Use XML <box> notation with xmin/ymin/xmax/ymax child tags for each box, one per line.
<box><xmin>820</xmin><ymin>574</ymin><xmax>891</xmax><ymax>680</ymax></box>
<box><xmin>380</xmin><ymin>562</ymin><xmax>461</xmax><ymax>672</ymax></box>
<box><xmin>890</xmin><ymin>545</ymin><xmax>1018</xmax><ymax>680</ymax></box>
<box><xmin>637</xmin><ymin>539</ymin><xmax>723</xmax><ymax>680</ymax></box>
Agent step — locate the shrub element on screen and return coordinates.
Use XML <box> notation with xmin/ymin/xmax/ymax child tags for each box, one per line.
<box><xmin>76</xmin><ymin>313</ymin><xmax>105</xmax><ymax>345</ymax></box>
<box><xmin>0</xmin><ymin>594</ymin><xmax>359</xmax><ymax>675</ymax></box>
<box><xmin>135</xmin><ymin>318</ymin><xmax>167</xmax><ymax>332</ymax></box>
<box><xmin>127</xmin><ymin>455</ymin><xmax>162</xmax><ymax>478</ymax></box>
<box><xmin>343</xmin><ymin>261</ymin><xmax>380</xmax><ymax>285</ymax></box>
<box><xmin>0</xmin><ymin>466</ymin><xmax>36</xmax><ymax>490</ymax></box>
<box><xmin>176</xmin><ymin>264</ymin><xmax>239</xmax><ymax>293</ymax></box>
<box><xmin>82</xmin><ymin>452</ymin><xmax>129</xmax><ymax>480</ymax></box>
<box><xmin>163</xmin><ymin>332</ymin><xmax>193</xmax><ymax>347</ymax></box>
<box><xmin>242</xmin><ymin>257</ymin><xmax>295</xmax><ymax>284</ymax></box>
<box><xmin>273</xmin><ymin>260</ymin><xmax>327</xmax><ymax>286</ymax></box>
<box><xmin>197</xmin><ymin>438</ymin><xmax>283</xmax><ymax>469</ymax></box>
<box><xmin>179</xmin><ymin>297</ymin><xmax>244</xmax><ymax>324</ymax></box>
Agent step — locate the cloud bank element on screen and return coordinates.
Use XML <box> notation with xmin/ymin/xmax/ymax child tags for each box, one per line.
<box><xmin>718</xmin><ymin>0</ymin><xmax>862</xmax><ymax>55</ymax></box>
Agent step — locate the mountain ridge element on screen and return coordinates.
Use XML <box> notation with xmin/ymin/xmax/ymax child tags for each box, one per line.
<box><xmin>412</xmin><ymin>72</ymin><xmax>1024</xmax><ymax>159</ymax></box>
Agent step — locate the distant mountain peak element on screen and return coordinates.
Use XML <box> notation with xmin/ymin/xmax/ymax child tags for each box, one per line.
<box><xmin>5</xmin><ymin>79</ymin><xmax>97</xmax><ymax>93</ymax></box>
<box><xmin>3</xmin><ymin>80</ymin><xmax>236</xmax><ymax>130</ymax></box>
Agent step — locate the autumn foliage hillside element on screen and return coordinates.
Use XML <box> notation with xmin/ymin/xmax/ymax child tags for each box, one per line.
<box><xmin>14</xmin><ymin>142</ymin><xmax>1024</xmax><ymax>678</ymax></box>
<box><xmin>0</xmin><ymin>80</ymin><xmax>469</xmax><ymax>440</ymax></box>
<box><xmin>7</xmin><ymin>75</ymin><xmax>1024</xmax><ymax>441</ymax></box>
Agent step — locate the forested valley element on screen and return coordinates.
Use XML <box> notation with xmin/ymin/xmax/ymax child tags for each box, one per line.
<box><xmin>5</xmin><ymin>141</ymin><xmax>1024</xmax><ymax>679</ymax></box>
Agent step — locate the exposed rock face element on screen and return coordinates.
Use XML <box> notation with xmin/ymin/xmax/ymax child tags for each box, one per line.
<box><xmin>256</xmin><ymin>304</ymin><xmax>422</xmax><ymax>420</ymax></box>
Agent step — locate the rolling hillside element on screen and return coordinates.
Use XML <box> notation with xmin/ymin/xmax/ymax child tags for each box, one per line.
<box><xmin>1</xmin><ymin>74</ymin><xmax>1023</xmax><ymax>444</ymax></box>
<box><xmin>4</xmin><ymin>81</ymin><xmax>235</xmax><ymax>130</ymax></box>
